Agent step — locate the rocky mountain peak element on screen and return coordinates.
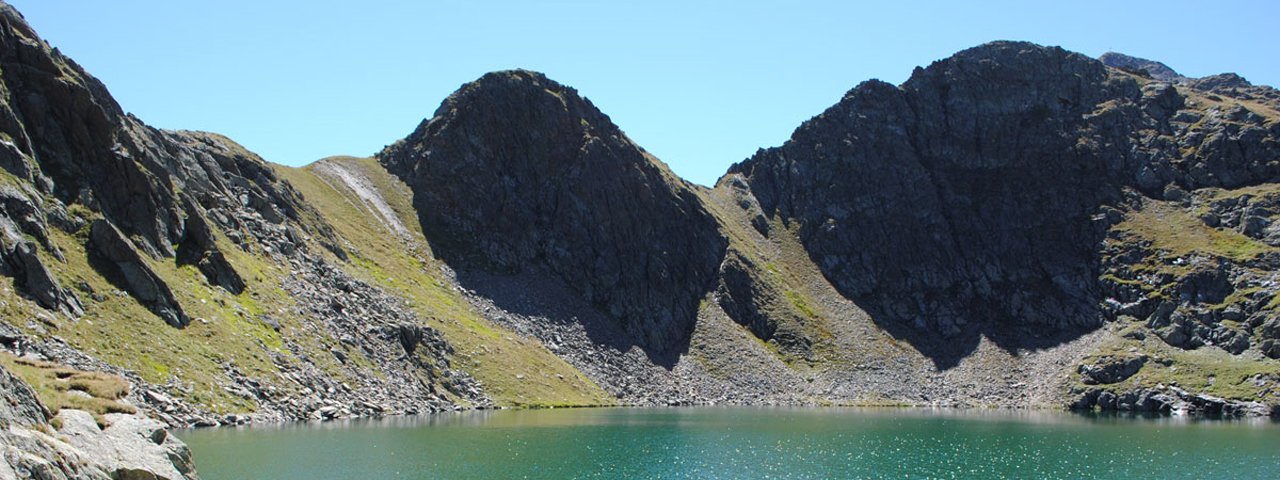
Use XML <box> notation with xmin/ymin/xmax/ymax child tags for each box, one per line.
<box><xmin>380</xmin><ymin>70</ymin><xmax>727</xmax><ymax>353</ymax></box>
<box><xmin>1099</xmin><ymin>51</ymin><xmax>1187</xmax><ymax>82</ymax></box>
<box><xmin>430</xmin><ymin>69</ymin><xmax>615</xmax><ymax>129</ymax></box>
<box><xmin>726</xmin><ymin>40</ymin><xmax>1280</xmax><ymax>365</ymax></box>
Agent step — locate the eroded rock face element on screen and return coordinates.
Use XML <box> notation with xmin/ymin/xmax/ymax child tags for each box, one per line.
<box><xmin>380</xmin><ymin>70</ymin><xmax>727</xmax><ymax>352</ymax></box>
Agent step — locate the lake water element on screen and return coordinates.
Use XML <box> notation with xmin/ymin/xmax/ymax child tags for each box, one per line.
<box><xmin>181</xmin><ymin>407</ymin><xmax>1280</xmax><ymax>479</ymax></box>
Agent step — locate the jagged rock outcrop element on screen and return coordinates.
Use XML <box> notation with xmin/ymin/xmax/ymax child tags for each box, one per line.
<box><xmin>88</xmin><ymin>219</ymin><xmax>189</xmax><ymax>328</ymax></box>
<box><xmin>379</xmin><ymin>70</ymin><xmax>727</xmax><ymax>352</ymax></box>
<box><xmin>1100</xmin><ymin>51</ymin><xmax>1280</xmax><ymax>107</ymax></box>
<box><xmin>3</xmin><ymin>240</ymin><xmax>81</xmax><ymax>317</ymax></box>
<box><xmin>1071</xmin><ymin>384</ymin><xmax>1276</xmax><ymax>417</ymax></box>
<box><xmin>0</xmin><ymin>2</ymin><xmax>342</xmax><ymax>321</ymax></box>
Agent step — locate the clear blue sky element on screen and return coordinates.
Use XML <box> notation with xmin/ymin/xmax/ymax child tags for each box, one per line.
<box><xmin>11</xmin><ymin>1</ymin><xmax>1279</xmax><ymax>186</ymax></box>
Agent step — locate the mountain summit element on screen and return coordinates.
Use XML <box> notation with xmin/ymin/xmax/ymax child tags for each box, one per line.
<box><xmin>731</xmin><ymin>41</ymin><xmax>1280</xmax><ymax>366</ymax></box>
<box><xmin>379</xmin><ymin>70</ymin><xmax>727</xmax><ymax>352</ymax></box>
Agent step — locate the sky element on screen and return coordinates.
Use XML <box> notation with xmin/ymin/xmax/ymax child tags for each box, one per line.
<box><xmin>11</xmin><ymin>1</ymin><xmax>1280</xmax><ymax>186</ymax></box>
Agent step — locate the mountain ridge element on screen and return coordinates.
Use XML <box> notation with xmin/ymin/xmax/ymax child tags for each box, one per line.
<box><xmin>2</xmin><ymin>5</ymin><xmax>1280</xmax><ymax>477</ymax></box>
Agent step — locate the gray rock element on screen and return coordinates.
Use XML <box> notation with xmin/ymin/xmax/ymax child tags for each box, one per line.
<box><xmin>56</xmin><ymin>410</ymin><xmax>197</xmax><ymax>480</ymax></box>
<box><xmin>175</xmin><ymin>199</ymin><xmax>245</xmax><ymax>295</ymax></box>
<box><xmin>3</xmin><ymin>241</ymin><xmax>83</xmax><ymax>317</ymax></box>
<box><xmin>1098</xmin><ymin>52</ymin><xmax>1186</xmax><ymax>82</ymax></box>
<box><xmin>1260</xmin><ymin>339</ymin><xmax>1280</xmax><ymax>359</ymax></box>
<box><xmin>88</xmin><ymin>219</ymin><xmax>189</xmax><ymax>328</ymax></box>
<box><xmin>1</xmin><ymin>363</ymin><xmax>195</xmax><ymax>480</ymax></box>
<box><xmin>1078</xmin><ymin>355</ymin><xmax>1147</xmax><ymax>385</ymax></box>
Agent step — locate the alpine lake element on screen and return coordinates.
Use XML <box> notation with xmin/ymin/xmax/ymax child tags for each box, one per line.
<box><xmin>179</xmin><ymin>407</ymin><xmax>1279</xmax><ymax>479</ymax></box>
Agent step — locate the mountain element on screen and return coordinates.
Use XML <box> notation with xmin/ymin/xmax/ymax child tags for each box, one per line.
<box><xmin>729</xmin><ymin>41</ymin><xmax>1280</xmax><ymax>412</ymax></box>
<box><xmin>729</xmin><ymin>41</ymin><xmax>1280</xmax><ymax>364</ymax></box>
<box><xmin>378</xmin><ymin>70</ymin><xmax>727</xmax><ymax>354</ymax></box>
<box><xmin>4</xmin><ymin>1</ymin><xmax>1280</xmax><ymax>473</ymax></box>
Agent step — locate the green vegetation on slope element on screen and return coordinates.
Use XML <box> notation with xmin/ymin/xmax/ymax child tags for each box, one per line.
<box><xmin>1112</xmin><ymin>199</ymin><xmax>1274</xmax><ymax>270</ymax></box>
<box><xmin>1074</xmin><ymin>323</ymin><xmax>1280</xmax><ymax>401</ymax></box>
<box><xmin>275</xmin><ymin>157</ymin><xmax>612</xmax><ymax>407</ymax></box>
<box><xmin>0</xmin><ymin>223</ymin><xmax>305</xmax><ymax>414</ymax></box>
<box><xmin>1084</xmin><ymin>190</ymin><xmax>1280</xmax><ymax>402</ymax></box>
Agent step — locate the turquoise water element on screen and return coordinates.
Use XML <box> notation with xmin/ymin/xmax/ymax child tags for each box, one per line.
<box><xmin>181</xmin><ymin>407</ymin><xmax>1280</xmax><ymax>479</ymax></box>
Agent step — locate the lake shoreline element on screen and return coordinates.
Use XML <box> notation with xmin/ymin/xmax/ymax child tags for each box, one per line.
<box><xmin>179</xmin><ymin>406</ymin><xmax>1280</xmax><ymax>480</ymax></box>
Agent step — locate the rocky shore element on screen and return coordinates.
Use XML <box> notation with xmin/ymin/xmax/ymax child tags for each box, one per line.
<box><xmin>0</xmin><ymin>364</ymin><xmax>197</xmax><ymax>480</ymax></box>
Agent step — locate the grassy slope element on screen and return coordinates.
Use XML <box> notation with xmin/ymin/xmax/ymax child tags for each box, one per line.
<box><xmin>274</xmin><ymin>157</ymin><xmax>612</xmax><ymax>407</ymax></box>
<box><xmin>1079</xmin><ymin>323</ymin><xmax>1280</xmax><ymax>401</ymax></box>
<box><xmin>0</xmin><ymin>204</ymin><xmax>332</xmax><ymax>415</ymax></box>
<box><xmin>696</xmin><ymin>175</ymin><xmax>916</xmax><ymax>379</ymax></box>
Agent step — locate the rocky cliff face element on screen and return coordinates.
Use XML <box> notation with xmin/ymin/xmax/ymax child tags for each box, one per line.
<box><xmin>0</xmin><ymin>1</ymin><xmax>331</xmax><ymax>318</ymax></box>
<box><xmin>728</xmin><ymin>42</ymin><xmax>1280</xmax><ymax>370</ymax></box>
<box><xmin>379</xmin><ymin>71</ymin><xmax>727</xmax><ymax>353</ymax></box>
<box><xmin>730</xmin><ymin>43</ymin><xmax>1129</xmax><ymax>360</ymax></box>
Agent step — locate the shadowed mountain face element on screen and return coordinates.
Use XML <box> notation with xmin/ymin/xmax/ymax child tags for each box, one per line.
<box><xmin>379</xmin><ymin>70</ymin><xmax>727</xmax><ymax>355</ymax></box>
<box><xmin>729</xmin><ymin>42</ymin><xmax>1280</xmax><ymax>367</ymax></box>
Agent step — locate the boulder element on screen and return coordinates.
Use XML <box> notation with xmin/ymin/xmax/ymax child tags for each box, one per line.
<box><xmin>56</xmin><ymin>410</ymin><xmax>197</xmax><ymax>480</ymax></box>
<box><xmin>4</xmin><ymin>241</ymin><xmax>83</xmax><ymax>317</ymax></box>
<box><xmin>1078</xmin><ymin>355</ymin><xmax>1148</xmax><ymax>385</ymax></box>
<box><xmin>175</xmin><ymin>199</ymin><xmax>244</xmax><ymax>294</ymax></box>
